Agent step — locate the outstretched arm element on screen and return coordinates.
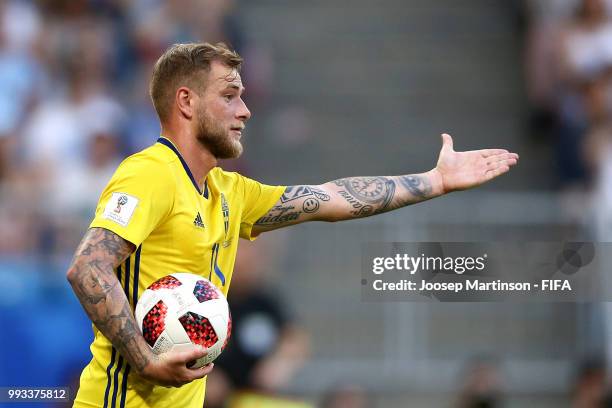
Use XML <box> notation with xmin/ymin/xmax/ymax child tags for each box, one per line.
<box><xmin>252</xmin><ymin>134</ymin><xmax>518</xmax><ymax>234</ymax></box>
<box><xmin>66</xmin><ymin>227</ymin><xmax>212</xmax><ymax>387</ymax></box>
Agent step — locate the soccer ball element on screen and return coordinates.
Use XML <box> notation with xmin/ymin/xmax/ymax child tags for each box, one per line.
<box><xmin>135</xmin><ymin>273</ymin><xmax>231</xmax><ymax>368</ymax></box>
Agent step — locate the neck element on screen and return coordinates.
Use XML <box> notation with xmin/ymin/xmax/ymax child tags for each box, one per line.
<box><xmin>161</xmin><ymin>128</ymin><xmax>217</xmax><ymax>191</ymax></box>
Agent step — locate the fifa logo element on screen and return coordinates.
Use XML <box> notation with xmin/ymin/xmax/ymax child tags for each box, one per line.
<box><xmin>115</xmin><ymin>195</ymin><xmax>128</xmax><ymax>213</ymax></box>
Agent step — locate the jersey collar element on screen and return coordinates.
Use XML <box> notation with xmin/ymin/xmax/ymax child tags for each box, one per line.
<box><xmin>157</xmin><ymin>136</ymin><xmax>209</xmax><ymax>198</ymax></box>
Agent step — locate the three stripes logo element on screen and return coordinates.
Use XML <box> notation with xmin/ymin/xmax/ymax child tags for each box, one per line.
<box><xmin>193</xmin><ymin>212</ymin><xmax>205</xmax><ymax>228</ymax></box>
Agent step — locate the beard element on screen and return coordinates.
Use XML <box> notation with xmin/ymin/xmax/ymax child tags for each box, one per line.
<box><xmin>195</xmin><ymin>106</ymin><xmax>243</xmax><ymax>159</ymax></box>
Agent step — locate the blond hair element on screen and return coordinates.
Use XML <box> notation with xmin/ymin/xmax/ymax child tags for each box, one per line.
<box><xmin>149</xmin><ymin>42</ymin><xmax>242</xmax><ymax>122</ymax></box>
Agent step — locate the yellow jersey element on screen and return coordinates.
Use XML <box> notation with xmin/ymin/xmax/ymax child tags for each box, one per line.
<box><xmin>73</xmin><ymin>137</ymin><xmax>284</xmax><ymax>408</ymax></box>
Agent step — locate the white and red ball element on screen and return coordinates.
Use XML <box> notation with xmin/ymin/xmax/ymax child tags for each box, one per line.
<box><xmin>135</xmin><ymin>273</ymin><xmax>231</xmax><ymax>367</ymax></box>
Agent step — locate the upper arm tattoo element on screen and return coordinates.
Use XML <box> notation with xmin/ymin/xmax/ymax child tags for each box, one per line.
<box><xmin>67</xmin><ymin>228</ymin><xmax>150</xmax><ymax>372</ymax></box>
<box><xmin>280</xmin><ymin>186</ymin><xmax>331</xmax><ymax>206</ymax></box>
<box><xmin>255</xmin><ymin>186</ymin><xmax>330</xmax><ymax>228</ymax></box>
<box><xmin>69</xmin><ymin>227</ymin><xmax>134</xmax><ymax>303</ymax></box>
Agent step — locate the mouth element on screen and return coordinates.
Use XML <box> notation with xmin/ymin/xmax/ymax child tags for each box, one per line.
<box><xmin>230</xmin><ymin>126</ymin><xmax>244</xmax><ymax>136</ymax></box>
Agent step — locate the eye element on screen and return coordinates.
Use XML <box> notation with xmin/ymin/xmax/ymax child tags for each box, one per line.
<box><xmin>223</xmin><ymin>94</ymin><xmax>234</xmax><ymax>102</ymax></box>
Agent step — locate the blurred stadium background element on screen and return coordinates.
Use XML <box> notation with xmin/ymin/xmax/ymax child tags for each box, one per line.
<box><xmin>2</xmin><ymin>0</ymin><xmax>612</xmax><ymax>407</ymax></box>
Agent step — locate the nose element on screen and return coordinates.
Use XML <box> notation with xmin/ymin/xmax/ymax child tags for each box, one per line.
<box><xmin>237</xmin><ymin>98</ymin><xmax>251</xmax><ymax>122</ymax></box>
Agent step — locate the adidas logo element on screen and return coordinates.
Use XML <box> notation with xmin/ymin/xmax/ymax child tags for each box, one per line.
<box><xmin>193</xmin><ymin>212</ymin><xmax>205</xmax><ymax>228</ymax></box>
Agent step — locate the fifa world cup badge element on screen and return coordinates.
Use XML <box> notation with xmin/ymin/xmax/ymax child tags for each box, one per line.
<box><xmin>115</xmin><ymin>195</ymin><xmax>128</xmax><ymax>213</ymax></box>
<box><xmin>103</xmin><ymin>192</ymin><xmax>139</xmax><ymax>227</ymax></box>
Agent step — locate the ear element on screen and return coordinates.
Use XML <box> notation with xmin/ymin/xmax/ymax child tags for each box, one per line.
<box><xmin>176</xmin><ymin>87</ymin><xmax>194</xmax><ymax>120</ymax></box>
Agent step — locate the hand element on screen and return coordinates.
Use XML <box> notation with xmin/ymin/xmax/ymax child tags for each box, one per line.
<box><xmin>139</xmin><ymin>346</ymin><xmax>214</xmax><ymax>387</ymax></box>
<box><xmin>432</xmin><ymin>133</ymin><xmax>519</xmax><ymax>193</ymax></box>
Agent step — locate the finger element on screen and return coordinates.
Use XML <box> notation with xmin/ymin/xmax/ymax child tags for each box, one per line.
<box><xmin>199</xmin><ymin>363</ymin><xmax>215</xmax><ymax>376</ymax></box>
<box><xmin>504</xmin><ymin>158</ymin><xmax>518</xmax><ymax>166</ymax></box>
<box><xmin>486</xmin><ymin>159</ymin><xmax>517</xmax><ymax>171</ymax></box>
<box><xmin>489</xmin><ymin>152</ymin><xmax>518</xmax><ymax>161</ymax></box>
<box><xmin>490</xmin><ymin>152</ymin><xmax>518</xmax><ymax>160</ymax></box>
<box><xmin>185</xmin><ymin>363</ymin><xmax>214</xmax><ymax>382</ymax></box>
<box><xmin>481</xmin><ymin>149</ymin><xmax>510</xmax><ymax>158</ymax></box>
<box><xmin>486</xmin><ymin>152</ymin><xmax>518</xmax><ymax>164</ymax></box>
<box><xmin>173</xmin><ymin>345</ymin><xmax>208</xmax><ymax>365</ymax></box>
<box><xmin>441</xmin><ymin>133</ymin><xmax>454</xmax><ymax>151</ymax></box>
<box><xmin>485</xmin><ymin>165</ymin><xmax>510</xmax><ymax>180</ymax></box>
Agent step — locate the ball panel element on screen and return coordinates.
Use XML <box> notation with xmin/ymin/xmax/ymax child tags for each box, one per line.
<box><xmin>178</xmin><ymin>311</ymin><xmax>218</xmax><ymax>348</ymax></box>
<box><xmin>187</xmin><ymin>299</ymin><xmax>230</xmax><ymax>342</ymax></box>
<box><xmin>193</xmin><ymin>280</ymin><xmax>220</xmax><ymax>302</ymax></box>
<box><xmin>149</xmin><ymin>275</ymin><xmax>182</xmax><ymax>291</ymax></box>
<box><xmin>142</xmin><ymin>300</ymin><xmax>167</xmax><ymax>347</ymax></box>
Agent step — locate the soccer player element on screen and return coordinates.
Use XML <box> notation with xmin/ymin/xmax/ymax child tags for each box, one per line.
<box><xmin>67</xmin><ymin>42</ymin><xmax>519</xmax><ymax>408</ymax></box>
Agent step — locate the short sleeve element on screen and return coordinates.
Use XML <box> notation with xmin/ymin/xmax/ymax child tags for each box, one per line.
<box><xmin>238</xmin><ymin>175</ymin><xmax>285</xmax><ymax>240</ymax></box>
<box><xmin>89</xmin><ymin>157</ymin><xmax>175</xmax><ymax>246</ymax></box>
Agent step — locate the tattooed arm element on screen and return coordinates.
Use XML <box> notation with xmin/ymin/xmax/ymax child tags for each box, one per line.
<box><xmin>252</xmin><ymin>172</ymin><xmax>440</xmax><ymax>233</ymax></box>
<box><xmin>253</xmin><ymin>134</ymin><xmax>518</xmax><ymax>234</ymax></box>
<box><xmin>66</xmin><ymin>227</ymin><xmax>212</xmax><ymax>387</ymax></box>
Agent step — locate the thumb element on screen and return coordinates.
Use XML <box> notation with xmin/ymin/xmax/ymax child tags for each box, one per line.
<box><xmin>177</xmin><ymin>345</ymin><xmax>208</xmax><ymax>364</ymax></box>
<box><xmin>441</xmin><ymin>133</ymin><xmax>454</xmax><ymax>152</ymax></box>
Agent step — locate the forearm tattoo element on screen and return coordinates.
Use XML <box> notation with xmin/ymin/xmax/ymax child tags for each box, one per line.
<box><xmin>332</xmin><ymin>177</ymin><xmax>395</xmax><ymax>216</ymax></box>
<box><xmin>398</xmin><ymin>175</ymin><xmax>432</xmax><ymax>199</ymax></box>
<box><xmin>67</xmin><ymin>228</ymin><xmax>149</xmax><ymax>372</ymax></box>
<box><xmin>332</xmin><ymin>174</ymin><xmax>433</xmax><ymax>218</ymax></box>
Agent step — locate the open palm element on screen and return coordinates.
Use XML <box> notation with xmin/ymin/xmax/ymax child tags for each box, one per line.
<box><xmin>435</xmin><ymin>134</ymin><xmax>519</xmax><ymax>193</ymax></box>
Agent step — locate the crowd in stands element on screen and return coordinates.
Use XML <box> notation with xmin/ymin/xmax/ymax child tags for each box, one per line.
<box><xmin>525</xmin><ymin>0</ymin><xmax>612</xmax><ymax>234</ymax></box>
<box><xmin>0</xmin><ymin>0</ymin><xmax>271</xmax><ymax>259</ymax></box>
